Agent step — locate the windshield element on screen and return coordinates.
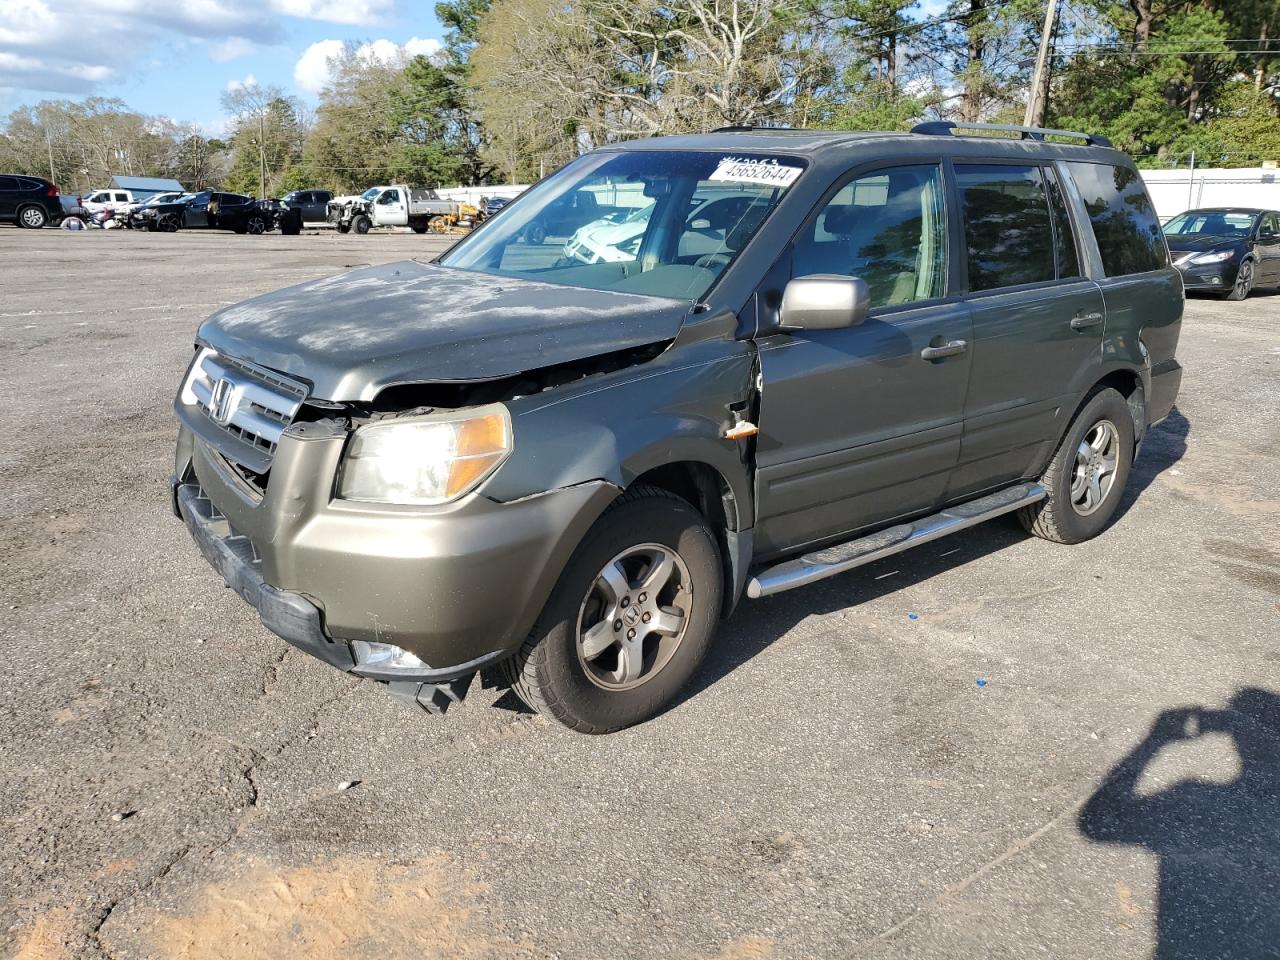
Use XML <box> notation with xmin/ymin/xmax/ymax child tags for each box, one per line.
<box><xmin>361</xmin><ymin>188</ymin><xmax>381</xmax><ymax>201</ymax></box>
<box><xmin>1164</xmin><ymin>210</ymin><xmax>1257</xmax><ymax>237</ymax></box>
<box><xmin>440</xmin><ymin>150</ymin><xmax>804</xmax><ymax>301</ymax></box>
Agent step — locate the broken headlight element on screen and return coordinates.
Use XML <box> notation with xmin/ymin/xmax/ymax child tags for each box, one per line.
<box><xmin>338</xmin><ymin>404</ymin><xmax>512</xmax><ymax>505</ymax></box>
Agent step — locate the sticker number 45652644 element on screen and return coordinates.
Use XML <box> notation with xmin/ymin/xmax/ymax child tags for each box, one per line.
<box><xmin>708</xmin><ymin>157</ymin><xmax>803</xmax><ymax>188</ymax></box>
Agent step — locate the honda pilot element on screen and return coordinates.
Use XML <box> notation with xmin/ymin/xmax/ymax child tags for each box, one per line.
<box><xmin>171</xmin><ymin>122</ymin><xmax>1183</xmax><ymax>732</ymax></box>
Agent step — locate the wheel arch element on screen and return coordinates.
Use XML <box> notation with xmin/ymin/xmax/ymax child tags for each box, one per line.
<box><xmin>627</xmin><ymin>459</ymin><xmax>751</xmax><ymax>619</ymax></box>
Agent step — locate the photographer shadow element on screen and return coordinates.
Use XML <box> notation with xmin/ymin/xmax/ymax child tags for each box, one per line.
<box><xmin>1079</xmin><ymin>688</ymin><xmax>1280</xmax><ymax>959</ymax></box>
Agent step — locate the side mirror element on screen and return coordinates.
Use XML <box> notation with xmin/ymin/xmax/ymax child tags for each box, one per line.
<box><xmin>779</xmin><ymin>275</ymin><xmax>870</xmax><ymax>331</ymax></box>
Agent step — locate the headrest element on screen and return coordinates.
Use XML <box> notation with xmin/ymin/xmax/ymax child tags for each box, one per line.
<box><xmin>823</xmin><ymin>204</ymin><xmax>858</xmax><ymax>236</ymax></box>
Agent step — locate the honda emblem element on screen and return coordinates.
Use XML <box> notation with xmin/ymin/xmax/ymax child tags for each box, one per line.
<box><xmin>209</xmin><ymin>377</ymin><xmax>235</xmax><ymax>425</ymax></box>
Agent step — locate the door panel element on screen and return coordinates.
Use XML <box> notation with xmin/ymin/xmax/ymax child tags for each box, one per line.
<box><xmin>377</xmin><ymin>189</ymin><xmax>407</xmax><ymax>226</ymax></box>
<box><xmin>949</xmin><ymin>161</ymin><xmax>1103</xmax><ymax>497</ymax></box>
<box><xmin>754</xmin><ymin>300</ymin><xmax>973</xmax><ymax>555</ymax></box>
<box><xmin>185</xmin><ymin>194</ymin><xmax>209</xmax><ymax>228</ymax></box>
<box><xmin>952</xmin><ymin>281</ymin><xmax>1104</xmax><ymax>495</ymax></box>
<box><xmin>1255</xmin><ymin>213</ymin><xmax>1280</xmax><ymax>283</ymax></box>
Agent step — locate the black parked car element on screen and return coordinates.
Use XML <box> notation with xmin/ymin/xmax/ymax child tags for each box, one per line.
<box><xmin>0</xmin><ymin>174</ymin><xmax>62</xmax><ymax>229</ymax></box>
<box><xmin>131</xmin><ymin>191</ymin><xmax>281</xmax><ymax>233</ymax></box>
<box><xmin>280</xmin><ymin>190</ymin><xmax>333</xmax><ymax>223</ymax></box>
<box><xmin>1163</xmin><ymin>206</ymin><xmax>1280</xmax><ymax>300</ymax></box>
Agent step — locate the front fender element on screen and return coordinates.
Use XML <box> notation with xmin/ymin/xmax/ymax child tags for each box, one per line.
<box><xmin>484</xmin><ymin>340</ymin><xmax>756</xmax><ymax>529</ymax></box>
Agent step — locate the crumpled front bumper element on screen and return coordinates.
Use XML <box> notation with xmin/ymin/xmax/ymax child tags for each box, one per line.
<box><xmin>172</xmin><ymin>420</ymin><xmax>619</xmax><ymax>709</ymax></box>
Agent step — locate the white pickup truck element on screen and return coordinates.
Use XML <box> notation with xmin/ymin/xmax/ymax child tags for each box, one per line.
<box><xmin>326</xmin><ymin>185</ymin><xmax>457</xmax><ymax>234</ymax></box>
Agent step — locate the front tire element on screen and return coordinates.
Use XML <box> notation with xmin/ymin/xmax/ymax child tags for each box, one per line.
<box><xmin>1224</xmin><ymin>259</ymin><xmax>1254</xmax><ymax>300</ymax></box>
<box><xmin>1018</xmin><ymin>387</ymin><xmax>1135</xmax><ymax>544</ymax></box>
<box><xmin>351</xmin><ymin>215</ymin><xmax>370</xmax><ymax>235</ymax></box>
<box><xmin>501</xmin><ymin>486</ymin><xmax>723</xmax><ymax>733</ymax></box>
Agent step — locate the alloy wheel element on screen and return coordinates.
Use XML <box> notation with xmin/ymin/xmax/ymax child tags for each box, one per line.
<box><xmin>576</xmin><ymin>543</ymin><xmax>692</xmax><ymax>690</ymax></box>
<box><xmin>20</xmin><ymin>207</ymin><xmax>45</xmax><ymax>228</ymax></box>
<box><xmin>1071</xmin><ymin>419</ymin><xmax>1120</xmax><ymax>516</ymax></box>
<box><xmin>1234</xmin><ymin>260</ymin><xmax>1254</xmax><ymax>298</ymax></box>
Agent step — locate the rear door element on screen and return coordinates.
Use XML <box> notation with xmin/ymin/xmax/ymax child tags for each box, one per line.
<box><xmin>948</xmin><ymin>160</ymin><xmax>1105</xmax><ymax>498</ymax></box>
<box><xmin>0</xmin><ymin>176</ymin><xmax>18</xmax><ymax>218</ymax></box>
<box><xmin>754</xmin><ymin>160</ymin><xmax>972</xmax><ymax>556</ymax></box>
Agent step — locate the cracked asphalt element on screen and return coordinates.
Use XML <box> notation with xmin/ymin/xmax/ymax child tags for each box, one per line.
<box><xmin>1</xmin><ymin>229</ymin><xmax>1278</xmax><ymax>960</ymax></box>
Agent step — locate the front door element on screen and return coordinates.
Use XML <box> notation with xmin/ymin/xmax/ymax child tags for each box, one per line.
<box><xmin>185</xmin><ymin>193</ymin><xmax>210</xmax><ymax>228</ymax></box>
<box><xmin>376</xmin><ymin>188</ymin><xmax>407</xmax><ymax>226</ymax></box>
<box><xmin>754</xmin><ymin>162</ymin><xmax>972</xmax><ymax>556</ymax></box>
<box><xmin>1254</xmin><ymin>212</ymin><xmax>1280</xmax><ymax>284</ymax></box>
<box><xmin>948</xmin><ymin>161</ymin><xmax>1104</xmax><ymax>497</ymax></box>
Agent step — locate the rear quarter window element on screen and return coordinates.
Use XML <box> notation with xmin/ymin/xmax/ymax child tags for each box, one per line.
<box><xmin>1065</xmin><ymin>162</ymin><xmax>1167</xmax><ymax>276</ymax></box>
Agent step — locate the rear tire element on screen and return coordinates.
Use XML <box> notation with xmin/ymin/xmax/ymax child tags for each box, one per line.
<box><xmin>17</xmin><ymin>205</ymin><xmax>47</xmax><ymax>229</ymax></box>
<box><xmin>501</xmin><ymin>486</ymin><xmax>722</xmax><ymax>733</ymax></box>
<box><xmin>1017</xmin><ymin>387</ymin><xmax>1135</xmax><ymax>544</ymax></box>
<box><xmin>411</xmin><ymin>225</ymin><xmax>427</xmax><ymax>234</ymax></box>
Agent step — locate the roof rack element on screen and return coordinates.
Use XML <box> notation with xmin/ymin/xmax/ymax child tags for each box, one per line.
<box><xmin>911</xmin><ymin>120</ymin><xmax>1112</xmax><ymax>148</ymax></box>
<box><xmin>710</xmin><ymin>125</ymin><xmax>794</xmax><ymax>133</ymax></box>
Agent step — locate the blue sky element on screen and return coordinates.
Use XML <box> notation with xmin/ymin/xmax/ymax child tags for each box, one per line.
<box><xmin>1</xmin><ymin>0</ymin><xmax>953</xmax><ymax>133</ymax></box>
<box><xmin>0</xmin><ymin>0</ymin><xmax>447</xmax><ymax>132</ymax></box>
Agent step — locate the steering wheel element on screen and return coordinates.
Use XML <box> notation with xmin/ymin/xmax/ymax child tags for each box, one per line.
<box><xmin>693</xmin><ymin>252</ymin><xmax>733</xmax><ymax>271</ymax></box>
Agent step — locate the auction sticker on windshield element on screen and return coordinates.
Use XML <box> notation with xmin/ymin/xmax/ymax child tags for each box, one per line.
<box><xmin>709</xmin><ymin>157</ymin><xmax>803</xmax><ymax>188</ymax></box>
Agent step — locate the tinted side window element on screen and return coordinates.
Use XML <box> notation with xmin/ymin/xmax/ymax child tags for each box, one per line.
<box><xmin>793</xmin><ymin>164</ymin><xmax>946</xmax><ymax>308</ymax></box>
<box><xmin>1045</xmin><ymin>168</ymin><xmax>1080</xmax><ymax>279</ymax></box>
<box><xmin>956</xmin><ymin>163</ymin><xmax>1055</xmax><ymax>291</ymax></box>
<box><xmin>1065</xmin><ymin>162</ymin><xmax>1166</xmax><ymax>275</ymax></box>
<box><xmin>0</xmin><ymin>176</ymin><xmax>22</xmax><ymax>191</ymax></box>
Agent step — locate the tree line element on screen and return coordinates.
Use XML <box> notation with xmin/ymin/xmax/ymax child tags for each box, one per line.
<box><xmin>1</xmin><ymin>0</ymin><xmax>1276</xmax><ymax>196</ymax></box>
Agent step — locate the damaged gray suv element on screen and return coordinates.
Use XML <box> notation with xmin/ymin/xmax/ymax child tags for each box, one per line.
<box><xmin>172</xmin><ymin>123</ymin><xmax>1183</xmax><ymax>732</ymax></box>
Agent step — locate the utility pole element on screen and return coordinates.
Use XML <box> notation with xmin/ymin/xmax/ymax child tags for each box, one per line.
<box><xmin>1024</xmin><ymin>0</ymin><xmax>1060</xmax><ymax>127</ymax></box>
<box><xmin>257</xmin><ymin>110</ymin><xmax>267</xmax><ymax>198</ymax></box>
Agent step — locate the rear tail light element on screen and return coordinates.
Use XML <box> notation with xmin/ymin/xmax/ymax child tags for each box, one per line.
<box><xmin>47</xmin><ymin>183</ymin><xmax>59</xmax><ymax>197</ymax></box>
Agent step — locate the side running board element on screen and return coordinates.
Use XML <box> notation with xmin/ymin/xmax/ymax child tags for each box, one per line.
<box><xmin>746</xmin><ymin>483</ymin><xmax>1046</xmax><ymax>599</ymax></box>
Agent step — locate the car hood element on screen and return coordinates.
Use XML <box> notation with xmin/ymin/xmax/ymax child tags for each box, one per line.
<box><xmin>1164</xmin><ymin>234</ymin><xmax>1241</xmax><ymax>253</ymax></box>
<box><xmin>196</xmin><ymin>260</ymin><xmax>689</xmax><ymax>402</ymax></box>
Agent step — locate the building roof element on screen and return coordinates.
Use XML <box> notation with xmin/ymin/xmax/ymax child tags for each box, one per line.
<box><xmin>109</xmin><ymin>175</ymin><xmax>185</xmax><ymax>192</ymax></box>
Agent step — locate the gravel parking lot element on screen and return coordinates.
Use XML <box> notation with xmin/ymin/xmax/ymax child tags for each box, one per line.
<box><xmin>1</xmin><ymin>229</ymin><xmax>1277</xmax><ymax>960</ymax></box>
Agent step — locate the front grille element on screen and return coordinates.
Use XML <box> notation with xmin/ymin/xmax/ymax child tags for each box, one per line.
<box><xmin>179</xmin><ymin>347</ymin><xmax>308</xmax><ymax>475</ymax></box>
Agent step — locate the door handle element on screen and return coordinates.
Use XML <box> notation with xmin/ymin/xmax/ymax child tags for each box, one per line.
<box><xmin>920</xmin><ymin>340</ymin><xmax>968</xmax><ymax>360</ymax></box>
<box><xmin>1071</xmin><ymin>311</ymin><xmax>1104</xmax><ymax>330</ymax></box>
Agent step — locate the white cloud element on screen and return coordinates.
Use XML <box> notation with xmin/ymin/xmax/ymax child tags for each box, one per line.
<box><xmin>209</xmin><ymin>36</ymin><xmax>265</xmax><ymax>62</ymax></box>
<box><xmin>272</xmin><ymin>0</ymin><xmax>396</xmax><ymax>26</ymax></box>
<box><xmin>357</xmin><ymin>38</ymin><xmax>402</xmax><ymax>65</ymax></box>
<box><xmin>404</xmin><ymin>36</ymin><xmax>442</xmax><ymax>59</ymax></box>
<box><xmin>293</xmin><ymin>35</ymin><xmax>443</xmax><ymax>95</ymax></box>
<box><xmin>293</xmin><ymin>38</ymin><xmax>344</xmax><ymax>93</ymax></box>
<box><xmin>226</xmin><ymin>72</ymin><xmax>256</xmax><ymax>92</ymax></box>
<box><xmin>0</xmin><ymin>0</ymin><xmax>403</xmax><ymax>98</ymax></box>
